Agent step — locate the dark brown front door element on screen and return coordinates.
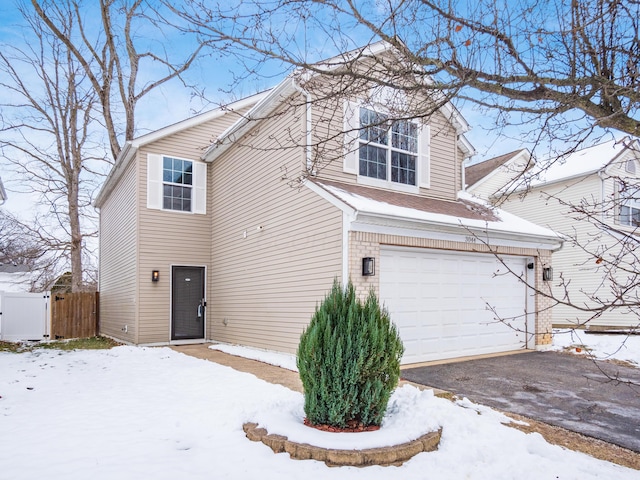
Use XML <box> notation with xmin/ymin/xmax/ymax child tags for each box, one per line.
<box><xmin>171</xmin><ymin>266</ymin><xmax>205</xmax><ymax>340</ymax></box>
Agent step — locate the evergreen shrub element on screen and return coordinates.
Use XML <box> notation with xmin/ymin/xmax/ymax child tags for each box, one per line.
<box><xmin>296</xmin><ymin>279</ymin><xmax>404</xmax><ymax>428</ymax></box>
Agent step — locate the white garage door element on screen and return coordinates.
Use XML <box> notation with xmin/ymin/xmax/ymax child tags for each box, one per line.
<box><xmin>380</xmin><ymin>247</ymin><xmax>533</xmax><ymax>364</ymax></box>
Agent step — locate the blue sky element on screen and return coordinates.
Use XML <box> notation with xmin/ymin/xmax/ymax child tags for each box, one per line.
<box><xmin>0</xmin><ymin>0</ymin><xmax>605</xmax><ymax>217</ymax></box>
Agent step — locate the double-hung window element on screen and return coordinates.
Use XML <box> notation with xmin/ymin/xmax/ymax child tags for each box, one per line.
<box><xmin>359</xmin><ymin>108</ymin><xmax>418</xmax><ymax>186</ymax></box>
<box><xmin>163</xmin><ymin>157</ymin><xmax>193</xmax><ymax>212</ymax></box>
<box><xmin>344</xmin><ymin>102</ymin><xmax>429</xmax><ymax>190</ymax></box>
<box><xmin>146</xmin><ymin>153</ymin><xmax>206</xmax><ymax>214</ymax></box>
<box><xmin>619</xmin><ymin>183</ymin><xmax>640</xmax><ymax>227</ymax></box>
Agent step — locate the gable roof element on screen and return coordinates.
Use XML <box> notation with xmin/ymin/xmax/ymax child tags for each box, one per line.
<box><xmin>527</xmin><ymin>137</ymin><xmax>640</xmax><ymax>188</ymax></box>
<box><xmin>308</xmin><ymin>180</ymin><xmax>562</xmax><ymax>249</ymax></box>
<box><xmin>204</xmin><ymin>40</ymin><xmax>475</xmax><ymax>163</ymax></box>
<box><xmin>465</xmin><ymin>149</ymin><xmax>530</xmax><ymax>189</ymax></box>
<box><xmin>94</xmin><ymin>92</ymin><xmax>268</xmax><ymax>207</ymax></box>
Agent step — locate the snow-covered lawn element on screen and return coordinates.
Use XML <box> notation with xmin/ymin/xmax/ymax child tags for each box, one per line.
<box><xmin>1</xmin><ymin>341</ymin><xmax>638</xmax><ymax>480</ymax></box>
<box><xmin>552</xmin><ymin>328</ymin><xmax>640</xmax><ymax>366</ymax></box>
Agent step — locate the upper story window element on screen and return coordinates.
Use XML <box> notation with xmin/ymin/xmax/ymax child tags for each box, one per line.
<box><xmin>619</xmin><ymin>183</ymin><xmax>640</xmax><ymax>227</ymax></box>
<box><xmin>359</xmin><ymin>108</ymin><xmax>418</xmax><ymax>186</ymax></box>
<box><xmin>626</xmin><ymin>158</ymin><xmax>637</xmax><ymax>174</ymax></box>
<box><xmin>163</xmin><ymin>157</ymin><xmax>193</xmax><ymax>212</ymax></box>
<box><xmin>147</xmin><ymin>153</ymin><xmax>206</xmax><ymax>214</ymax></box>
<box><xmin>344</xmin><ymin>101</ymin><xmax>429</xmax><ymax>192</ymax></box>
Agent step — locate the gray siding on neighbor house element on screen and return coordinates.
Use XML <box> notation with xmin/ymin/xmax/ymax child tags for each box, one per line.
<box><xmin>312</xmin><ymin>96</ymin><xmax>461</xmax><ymax>201</ymax></box>
<box><xmin>99</xmin><ymin>158</ymin><xmax>138</xmax><ymax>342</ymax></box>
<box><xmin>209</xmin><ymin>99</ymin><xmax>343</xmax><ymax>354</ymax></box>
<box><xmin>502</xmin><ymin>172</ymin><xmax>640</xmax><ymax>329</ymax></box>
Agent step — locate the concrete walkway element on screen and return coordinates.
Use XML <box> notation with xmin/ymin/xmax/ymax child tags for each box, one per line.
<box><xmin>171</xmin><ymin>343</ymin><xmax>442</xmax><ymax>394</ymax></box>
<box><xmin>171</xmin><ymin>344</ymin><xmax>304</xmax><ymax>392</ymax></box>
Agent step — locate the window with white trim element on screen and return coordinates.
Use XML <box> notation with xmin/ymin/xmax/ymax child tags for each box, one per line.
<box><xmin>147</xmin><ymin>153</ymin><xmax>207</xmax><ymax>214</ymax></box>
<box><xmin>163</xmin><ymin>157</ymin><xmax>193</xmax><ymax>212</ymax></box>
<box><xmin>626</xmin><ymin>158</ymin><xmax>637</xmax><ymax>174</ymax></box>
<box><xmin>358</xmin><ymin>108</ymin><xmax>419</xmax><ymax>186</ymax></box>
<box><xmin>343</xmin><ymin>101</ymin><xmax>429</xmax><ymax>190</ymax></box>
<box><xmin>619</xmin><ymin>183</ymin><xmax>640</xmax><ymax>227</ymax></box>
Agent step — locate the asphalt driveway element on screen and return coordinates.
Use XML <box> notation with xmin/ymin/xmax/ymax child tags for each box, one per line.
<box><xmin>402</xmin><ymin>351</ymin><xmax>640</xmax><ymax>452</ymax></box>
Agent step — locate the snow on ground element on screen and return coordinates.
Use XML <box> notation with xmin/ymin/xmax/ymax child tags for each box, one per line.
<box><xmin>210</xmin><ymin>343</ymin><xmax>298</xmax><ymax>371</ymax></box>
<box><xmin>1</xmin><ymin>346</ymin><xmax>637</xmax><ymax>480</ymax></box>
<box><xmin>552</xmin><ymin>328</ymin><xmax>640</xmax><ymax>366</ymax></box>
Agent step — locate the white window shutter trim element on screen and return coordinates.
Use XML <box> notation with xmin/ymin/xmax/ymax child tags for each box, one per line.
<box><xmin>147</xmin><ymin>153</ymin><xmax>163</xmax><ymax>209</ymax></box>
<box><xmin>193</xmin><ymin>162</ymin><xmax>207</xmax><ymax>214</ymax></box>
<box><xmin>343</xmin><ymin>101</ymin><xmax>359</xmax><ymax>174</ymax></box>
<box><xmin>419</xmin><ymin>124</ymin><xmax>430</xmax><ymax>188</ymax></box>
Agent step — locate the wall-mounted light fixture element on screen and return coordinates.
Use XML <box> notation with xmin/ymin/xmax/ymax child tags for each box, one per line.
<box><xmin>542</xmin><ymin>267</ymin><xmax>553</xmax><ymax>282</ymax></box>
<box><xmin>152</xmin><ymin>270</ymin><xmax>160</xmax><ymax>282</ymax></box>
<box><xmin>362</xmin><ymin>257</ymin><xmax>375</xmax><ymax>276</ymax></box>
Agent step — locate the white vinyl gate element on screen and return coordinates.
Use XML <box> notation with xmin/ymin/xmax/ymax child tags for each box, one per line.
<box><xmin>0</xmin><ymin>291</ymin><xmax>51</xmax><ymax>341</ymax></box>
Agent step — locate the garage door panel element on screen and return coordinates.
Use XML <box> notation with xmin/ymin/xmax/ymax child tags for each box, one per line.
<box><xmin>380</xmin><ymin>247</ymin><xmax>529</xmax><ymax>364</ymax></box>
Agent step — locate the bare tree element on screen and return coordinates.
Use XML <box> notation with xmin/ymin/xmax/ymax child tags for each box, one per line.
<box><xmin>166</xmin><ymin>0</ymin><xmax>640</xmax><ymax>366</ymax></box>
<box><xmin>31</xmin><ymin>0</ymin><xmax>212</xmax><ymax>161</ymax></box>
<box><xmin>1</xmin><ymin>0</ymin><xmax>212</xmax><ymax>291</ymax></box>
<box><xmin>170</xmin><ymin>0</ymin><xmax>639</xmax><ymax>147</ymax></box>
<box><xmin>0</xmin><ymin>210</ymin><xmax>61</xmax><ymax>291</ymax></box>
<box><xmin>0</xmin><ymin>4</ymin><xmax>105</xmax><ymax>292</ymax></box>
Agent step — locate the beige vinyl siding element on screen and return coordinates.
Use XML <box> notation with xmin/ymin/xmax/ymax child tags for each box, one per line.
<box><xmin>312</xmin><ymin>96</ymin><xmax>459</xmax><ymax>201</ymax></box>
<box><xmin>209</xmin><ymin>100</ymin><xmax>343</xmax><ymax>354</ymax></box>
<box><xmin>134</xmin><ymin>114</ymin><xmax>242</xmax><ymax>344</ymax></box>
<box><xmin>99</xmin><ymin>158</ymin><xmax>138</xmax><ymax>342</ymax></box>
<box><xmin>502</xmin><ymin>174</ymin><xmax>638</xmax><ymax>328</ymax></box>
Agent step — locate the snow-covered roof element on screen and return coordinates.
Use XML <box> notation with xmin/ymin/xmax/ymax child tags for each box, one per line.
<box><xmin>528</xmin><ymin>137</ymin><xmax>640</xmax><ymax>187</ymax></box>
<box><xmin>310</xmin><ymin>180</ymin><xmax>562</xmax><ymax>249</ymax></box>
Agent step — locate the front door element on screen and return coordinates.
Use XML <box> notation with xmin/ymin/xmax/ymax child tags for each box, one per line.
<box><xmin>171</xmin><ymin>266</ymin><xmax>205</xmax><ymax>340</ymax></box>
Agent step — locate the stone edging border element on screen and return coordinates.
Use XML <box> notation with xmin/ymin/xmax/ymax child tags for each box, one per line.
<box><xmin>243</xmin><ymin>422</ymin><xmax>442</xmax><ymax>467</ymax></box>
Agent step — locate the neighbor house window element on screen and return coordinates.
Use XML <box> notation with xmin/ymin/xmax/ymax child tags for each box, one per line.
<box><xmin>359</xmin><ymin>108</ymin><xmax>418</xmax><ymax>186</ymax></box>
<box><xmin>626</xmin><ymin>159</ymin><xmax>637</xmax><ymax>174</ymax></box>
<box><xmin>162</xmin><ymin>157</ymin><xmax>193</xmax><ymax>212</ymax></box>
<box><xmin>619</xmin><ymin>183</ymin><xmax>640</xmax><ymax>227</ymax></box>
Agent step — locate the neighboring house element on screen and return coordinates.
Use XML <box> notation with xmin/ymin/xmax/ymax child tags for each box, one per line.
<box><xmin>95</xmin><ymin>42</ymin><xmax>562</xmax><ymax>364</ymax></box>
<box><xmin>0</xmin><ymin>263</ymin><xmax>32</xmax><ymax>292</ymax></box>
<box><xmin>468</xmin><ymin>138</ymin><xmax>640</xmax><ymax>331</ymax></box>
<box><xmin>0</xmin><ymin>177</ymin><xmax>7</xmax><ymax>206</ymax></box>
<box><xmin>465</xmin><ymin>149</ymin><xmax>533</xmax><ymax>199</ymax></box>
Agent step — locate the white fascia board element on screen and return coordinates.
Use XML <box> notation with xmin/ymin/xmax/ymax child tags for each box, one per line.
<box><xmin>304</xmin><ymin>180</ymin><xmax>357</xmax><ymax>218</ymax></box>
<box><xmin>438</xmin><ymin>100</ymin><xmax>469</xmax><ymax>134</ymax></box>
<box><xmin>458</xmin><ymin>133</ymin><xmax>476</xmax><ymax>158</ymax></box>
<box><xmin>131</xmin><ymin>93</ymin><xmax>267</xmax><ymax>149</ymax></box>
<box><xmin>94</xmin><ymin>142</ymin><xmax>136</xmax><ymax>208</ymax></box>
<box><xmin>351</xmin><ymin>212</ymin><xmax>564</xmax><ymax>251</ymax></box>
<box><xmin>94</xmin><ymin>93</ymin><xmax>267</xmax><ymax>208</ymax></box>
<box><xmin>202</xmin><ymin>79</ymin><xmax>300</xmax><ymax>163</ymax></box>
<box><xmin>467</xmin><ymin>149</ymin><xmax>531</xmax><ymax>193</ymax></box>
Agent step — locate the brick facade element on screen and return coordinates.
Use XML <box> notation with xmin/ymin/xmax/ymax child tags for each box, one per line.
<box><xmin>348</xmin><ymin>231</ymin><xmax>554</xmax><ymax>348</ymax></box>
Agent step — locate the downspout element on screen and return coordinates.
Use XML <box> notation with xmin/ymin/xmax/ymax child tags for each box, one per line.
<box><xmin>293</xmin><ymin>78</ymin><xmax>351</xmax><ymax>284</ymax></box>
<box><xmin>291</xmin><ymin>79</ymin><xmax>313</xmax><ymax>173</ymax></box>
<box><xmin>461</xmin><ymin>156</ymin><xmax>467</xmax><ymax>192</ymax></box>
<box><xmin>598</xmin><ymin>169</ymin><xmax>606</xmax><ymax>225</ymax></box>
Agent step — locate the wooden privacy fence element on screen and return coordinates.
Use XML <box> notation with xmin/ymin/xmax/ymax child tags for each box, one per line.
<box><xmin>51</xmin><ymin>292</ymin><xmax>99</xmax><ymax>339</ymax></box>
